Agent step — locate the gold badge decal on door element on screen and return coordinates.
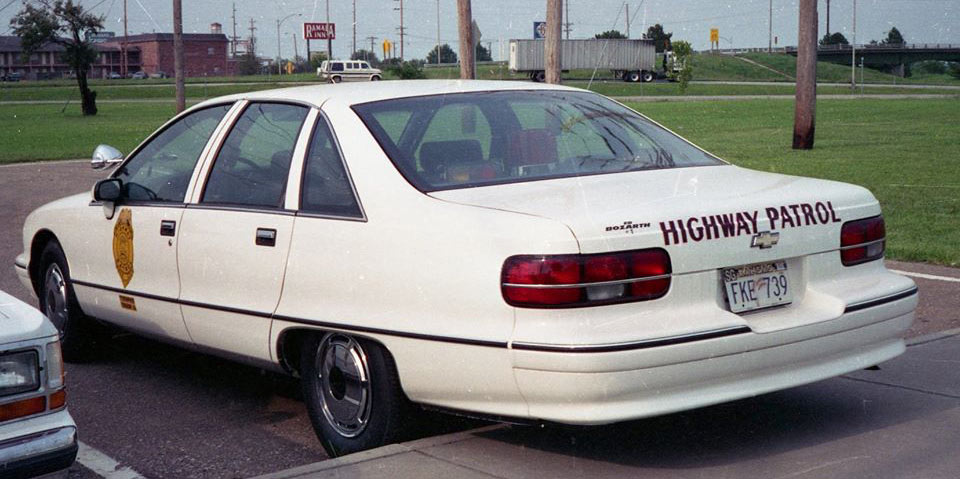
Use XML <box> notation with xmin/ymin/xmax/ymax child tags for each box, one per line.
<box><xmin>113</xmin><ymin>208</ymin><xmax>134</xmax><ymax>287</ymax></box>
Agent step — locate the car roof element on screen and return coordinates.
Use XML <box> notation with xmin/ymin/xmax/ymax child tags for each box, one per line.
<box><xmin>194</xmin><ymin>79</ymin><xmax>583</xmax><ymax>111</ymax></box>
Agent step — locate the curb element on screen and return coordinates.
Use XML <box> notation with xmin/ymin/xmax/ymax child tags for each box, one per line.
<box><xmin>251</xmin><ymin>424</ymin><xmax>507</xmax><ymax>479</ymax></box>
<box><xmin>906</xmin><ymin>327</ymin><xmax>960</xmax><ymax>347</ymax></box>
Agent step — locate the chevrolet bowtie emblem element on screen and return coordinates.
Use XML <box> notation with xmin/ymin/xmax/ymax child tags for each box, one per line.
<box><xmin>751</xmin><ymin>231</ymin><xmax>780</xmax><ymax>249</ymax></box>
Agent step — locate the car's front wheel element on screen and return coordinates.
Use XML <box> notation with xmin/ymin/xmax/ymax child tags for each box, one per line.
<box><xmin>39</xmin><ymin>241</ymin><xmax>97</xmax><ymax>361</ymax></box>
<box><xmin>301</xmin><ymin>332</ymin><xmax>408</xmax><ymax>457</ymax></box>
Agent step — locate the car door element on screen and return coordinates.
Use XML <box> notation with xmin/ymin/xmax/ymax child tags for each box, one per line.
<box><xmin>68</xmin><ymin>103</ymin><xmax>235</xmax><ymax>342</ymax></box>
<box><xmin>177</xmin><ymin>102</ymin><xmax>313</xmax><ymax>362</ymax></box>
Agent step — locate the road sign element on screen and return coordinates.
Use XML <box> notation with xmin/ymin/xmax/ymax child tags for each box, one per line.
<box><xmin>304</xmin><ymin>22</ymin><xmax>335</xmax><ymax>40</ymax></box>
<box><xmin>710</xmin><ymin>28</ymin><xmax>719</xmax><ymax>43</ymax></box>
<box><xmin>382</xmin><ymin>39</ymin><xmax>393</xmax><ymax>59</ymax></box>
<box><xmin>534</xmin><ymin>22</ymin><xmax>546</xmax><ymax>39</ymax></box>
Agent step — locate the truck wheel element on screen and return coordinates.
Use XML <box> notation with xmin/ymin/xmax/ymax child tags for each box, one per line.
<box><xmin>627</xmin><ymin>71</ymin><xmax>641</xmax><ymax>83</ymax></box>
<box><xmin>532</xmin><ymin>71</ymin><xmax>545</xmax><ymax>83</ymax></box>
<box><xmin>39</xmin><ymin>241</ymin><xmax>97</xmax><ymax>362</ymax></box>
<box><xmin>642</xmin><ymin>70</ymin><xmax>655</xmax><ymax>82</ymax></box>
<box><xmin>301</xmin><ymin>332</ymin><xmax>408</xmax><ymax>457</ymax></box>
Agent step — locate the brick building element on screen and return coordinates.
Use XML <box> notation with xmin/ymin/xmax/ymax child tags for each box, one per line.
<box><xmin>101</xmin><ymin>33</ymin><xmax>229</xmax><ymax>77</ymax></box>
<box><xmin>0</xmin><ymin>32</ymin><xmax>228</xmax><ymax>80</ymax></box>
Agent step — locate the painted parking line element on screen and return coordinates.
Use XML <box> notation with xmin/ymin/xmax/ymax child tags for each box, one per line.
<box><xmin>889</xmin><ymin>269</ymin><xmax>960</xmax><ymax>283</ymax></box>
<box><xmin>76</xmin><ymin>441</ymin><xmax>145</xmax><ymax>479</ymax></box>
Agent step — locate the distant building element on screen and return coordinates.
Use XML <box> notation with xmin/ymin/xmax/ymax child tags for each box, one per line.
<box><xmin>0</xmin><ymin>30</ymin><xmax>229</xmax><ymax>80</ymax></box>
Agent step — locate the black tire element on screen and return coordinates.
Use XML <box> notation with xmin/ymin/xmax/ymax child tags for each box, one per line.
<box><xmin>627</xmin><ymin>71</ymin><xmax>641</xmax><ymax>83</ymax></box>
<box><xmin>38</xmin><ymin>241</ymin><xmax>96</xmax><ymax>362</ymax></box>
<box><xmin>641</xmin><ymin>70</ymin><xmax>655</xmax><ymax>83</ymax></box>
<box><xmin>301</xmin><ymin>332</ymin><xmax>408</xmax><ymax>457</ymax></box>
<box><xmin>532</xmin><ymin>71</ymin><xmax>545</xmax><ymax>83</ymax></box>
<box><xmin>331</xmin><ymin>75</ymin><xmax>342</xmax><ymax>83</ymax></box>
<box><xmin>370</xmin><ymin>75</ymin><xmax>381</xmax><ymax>81</ymax></box>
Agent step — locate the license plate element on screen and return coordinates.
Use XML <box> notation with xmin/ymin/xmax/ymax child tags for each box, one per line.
<box><xmin>722</xmin><ymin>261</ymin><xmax>792</xmax><ymax>313</ymax></box>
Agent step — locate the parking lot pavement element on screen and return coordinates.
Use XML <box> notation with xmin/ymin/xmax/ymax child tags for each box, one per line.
<box><xmin>257</xmin><ymin>333</ymin><xmax>960</xmax><ymax>479</ymax></box>
<box><xmin>1</xmin><ymin>160</ymin><xmax>958</xmax><ymax>478</ymax></box>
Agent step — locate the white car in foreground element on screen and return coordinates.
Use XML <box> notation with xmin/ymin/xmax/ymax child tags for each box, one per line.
<box><xmin>0</xmin><ymin>290</ymin><xmax>77</xmax><ymax>478</ymax></box>
<box><xmin>16</xmin><ymin>80</ymin><xmax>916</xmax><ymax>457</ymax></box>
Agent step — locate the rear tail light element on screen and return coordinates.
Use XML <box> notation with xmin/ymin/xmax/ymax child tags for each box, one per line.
<box><xmin>502</xmin><ymin>248</ymin><xmax>671</xmax><ymax>308</ymax></box>
<box><xmin>840</xmin><ymin>215</ymin><xmax>885</xmax><ymax>266</ymax></box>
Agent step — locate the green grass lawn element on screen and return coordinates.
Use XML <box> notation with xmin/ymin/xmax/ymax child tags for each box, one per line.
<box><xmin>741</xmin><ymin>52</ymin><xmax>960</xmax><ymax>86</ymax></box>
<box><xmin>626</xmin><ymin>98</ymin><xmax>960</xmax><ymax>266</ymax></box>
<box><xmin>1</xmin><ymin>97</ymin><xmax>956</xmax><ymax>266</ymax></box>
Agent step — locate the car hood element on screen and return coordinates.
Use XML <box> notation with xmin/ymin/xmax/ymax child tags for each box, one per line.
<box><xmin>429</xmin><ymin>165</ymin><xmax>881</xmax><ymax>274</ymax></box>
<box><xmin>0</xmin><ymin>289</ymin><xmax>56</xmax><ymax>345</ymax></box>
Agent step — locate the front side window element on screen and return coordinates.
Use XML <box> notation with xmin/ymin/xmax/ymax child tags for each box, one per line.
<box><xmin>202</xmin><ymin>103</ymin><xmax>308</xmax><ymax>208</ymax></box>
<box><xmin>300</xmin><ymin>118</ymin><xmax>362</xmax><ymax>217</ymax></box>
<box><xmin>115</xmin><ymin>104</ymin><xmax>231</xmax><ymax>202</ymax></box>
<box><xmin>331</xmin><ymin>62</ymin><xmax>344</xmax><ymax>72</ymax></box>
<box><xmin>353</xmin><ymin>91</ymin><xmax>724</xmax><ymax>192</ymax></box>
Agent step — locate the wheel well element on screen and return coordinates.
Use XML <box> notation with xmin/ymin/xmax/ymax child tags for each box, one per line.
<box><xmin>277</xmin><ymin>327</ymin><xmax>399</xmax><ymax>378</ymax></box>
<box><xmin>29</xmin><ymin>230</ymin><xmax>58</xmax><ymax>296</ymax></box>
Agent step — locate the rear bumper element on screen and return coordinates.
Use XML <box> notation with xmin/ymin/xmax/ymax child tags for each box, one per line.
<box><xmin>511</xmin><ymin>290</ymin><xmax>916</xmax><ymax>425</ymax></box>
<box><xmin>0</xmin><ymin>411</ymin><xmax>77</xmax><ymax>479</ymax></box>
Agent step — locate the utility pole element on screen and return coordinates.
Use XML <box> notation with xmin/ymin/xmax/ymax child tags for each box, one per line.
<box><xmin>457</xmin><ymin>0</ymin><xmax>474</xmax><ymax>79</ymax></box>
<box><xmin>326</xmin><ymin>0</ymin><xmax>331</xmax><ymax>60</ymax></box>
<box><xmin>249</xmin><ymin>18</ymin><xmax>257</xmax><ymax>55</ymax></box>
<box><xmin>352</xmin><ymin>0</ymin><xmax>356</xmax><ymax>58</ymax></box>
<box><xmin>173</xmin><ymin>0</ymin><xmax>185</xmax><ymax>113</ymax></box>
<box><xmin>625</xmin><ymin>4</ymin><xmax>629</xmax><ymax>38</ymax></box>
<box><xmin>395</xmin><ymin>0</ymin><xmax>405</xmax><ymax>60</ymax></box>
<box><xmin>564</xmin><ymin>0</ymin><xmax>572</xmax><ymax>39</ymax></box>
<box><xmin>122</xmin><ymin>0</ymin><xmax>128</xmax><ymax>77</ymax></box>
<box><xmin>545</xmin><ymin>0</ymin><xmax>562</xmax><ymax>84</ymax></box>
<box><xmin>436</xmin><ymin>0</ymin><xmax>441</xmax><ymax>64</ymax></box>
<box><xmin>851</xmin><ymin>0</ymin><xmax>857</xmax><ymax>89</ymax></box>
<box><xmin>825</xmin><ymin>0</ymin><xmax>830</xmax><ymax>35</ymax></box>
<box><xmin>366</xmin><ymin>36</ymin><xmax>376</xmax><ymax>62</ymax></box>
<box><xmin>768</xmin><ymin>0</ymin><xmax>773</xmax><ymax>53</ymax></box>
<box><xmin>231</xmin><ymin>3</ymin><xmax>238</xmax><ymax>57</ymax></box>
<box><xmin>293</xmin><ymin>33</ymin><xmax>298</xmax><ymax>66</ymax></box>
<box><xmin>793</xmin><ymin>0</ymin><xmax>817</xmax><ymax>149</ymax></box>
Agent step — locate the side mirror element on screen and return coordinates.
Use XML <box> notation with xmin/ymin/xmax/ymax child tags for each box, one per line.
<box><xmin>94</xmin><ymin>178</ymin><xmax>123</xmax><ymax>202</ymax></box>
<box><xmin>91</xmin><ymin>144</ymin><xmax>124</xmax><ymax>170</ymax></box>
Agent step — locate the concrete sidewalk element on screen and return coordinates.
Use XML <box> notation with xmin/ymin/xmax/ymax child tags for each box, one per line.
<box><xmin>257</xmin><ymin>331</ymin><xmax>960</xmax><ymax>479</ymax></box>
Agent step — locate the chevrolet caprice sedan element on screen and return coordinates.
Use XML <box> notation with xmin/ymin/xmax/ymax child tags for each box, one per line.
<box><xmin>16</xmin><ymin>80</ymin><xmax>917</xmax><ymax>456</ymax></box>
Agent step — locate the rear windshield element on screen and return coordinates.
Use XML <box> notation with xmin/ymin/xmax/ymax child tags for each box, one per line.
<box><xmin>352</xmin><ymin>90</ymin><xmax>723</xmax><ymax>192</ymax></box>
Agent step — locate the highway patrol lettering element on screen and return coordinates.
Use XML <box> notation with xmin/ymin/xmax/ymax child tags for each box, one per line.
<box><xmin>660</xmin><ymin>201</ymin><xmax>841</xmax><ymax>246</ymax></box>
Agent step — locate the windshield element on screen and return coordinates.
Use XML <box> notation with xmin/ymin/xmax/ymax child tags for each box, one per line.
<box><xmin>352</xmin><ymin>90</ymin><xmax>724</xmax><ymax>192</ymax></box>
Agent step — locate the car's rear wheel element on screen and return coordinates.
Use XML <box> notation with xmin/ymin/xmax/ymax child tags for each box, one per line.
<box><xmin>301</xmin><ymin>332</ymin><xmax>407</xmax><ymax>457</ymax></box>
<box><xmin>331</xmin><ymin>75</ymin><xmax>342</xmax><ymax>83</ymax></box>
<box><xmin>39</xmin><ymin>241</ymin><xmax>96</xmax><ymax>362</ymax></box>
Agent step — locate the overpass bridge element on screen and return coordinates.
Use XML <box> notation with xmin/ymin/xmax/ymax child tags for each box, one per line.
<box><xmin>787</xmin><ymin>43</ymin><xmax>960</xmax><ymax>76</ymax></box>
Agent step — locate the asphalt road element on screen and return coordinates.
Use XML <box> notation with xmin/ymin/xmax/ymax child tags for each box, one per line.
<box><xmin>1</xmin><ymin>160</ymin><xmax>957</xmax><ymax>478</ymax></box>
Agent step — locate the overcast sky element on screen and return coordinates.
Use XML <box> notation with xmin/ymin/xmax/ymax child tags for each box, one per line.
<box><xmin>2</xmin><ymin>0</ymin><xmax>958</xmax><ymax>61</ymax></box>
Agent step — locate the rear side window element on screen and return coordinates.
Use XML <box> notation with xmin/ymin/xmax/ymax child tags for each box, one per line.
<box><xmin>331</xmin><ymin>62</ymin><xmax>344</xmax><ymax>72</ymax></box>
<box><xmin>202</xmin><ymin>103</ymin><xmax>308</xmax><ymax>208</ymax></box>
<box><xmin>300</xmin><ymin>118</ymin><xmax>362</xmax><ymax>218</ymax></box>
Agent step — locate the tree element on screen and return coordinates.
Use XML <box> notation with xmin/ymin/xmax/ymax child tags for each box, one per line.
<box><xmin>645</xmin><ymin>24</ymin><xmax>672</xmax><ymax>53</ymax></box>
<box><xmin>351</xmin><ymin>49</ymin><xmax>380</xmax><ymax>65</ymax></box>
<box><xmin>671</xmin><ymin>40</ymin><xmax>693</xmax><ymax>94</ymax></box>
<box><xmin>883</xmin><ymin>27</ymin><xmax>905</xmax><ymax>45</ymax></box>
<box><xmin>426</xmin><ymin>43</ymin><xmax>458</xmax><ymax>64</ymax></box>
<box><xmin>595</xmin><ymin>30</ymin><xmax>627</xmax><ymax>39</ymax></box>
<box><xmin>475</xmin><ymin>43</ymin><xmax>492</xmax><ymax>62</ymax></box>
<box><xmin>11</xmin><ymin>0</ymin><xmax>103</xmax><ymax>115</ymax></box>
<box><xmin>819</xmin><ymin>32</ymin><xmax>848</xmax><ymax>46</ymax></box>
<box><xmin>949</xmin><ymin>63</ymin><xmax>960</xmax><ymax>80</ymax></box>
<box><xmin>236</xmin><ymin>51</ymin><xmax>260</xmax><ymax>76</ymax></box>
<box><xmin>309</xmin><ymin>51</ymin><xmax>329</xmax><ymax>71</ymax></box>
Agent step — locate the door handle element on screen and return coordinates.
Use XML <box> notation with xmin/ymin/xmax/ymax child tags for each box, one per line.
<box><xmin>160</xmin><ymin>220</ymin><xmax>176</xmax><ymax>237</ymax></box>
<box><xmin>256</xmin><ymin>228</ymin><xmax>277</xmax><ymax>247</ymax></box>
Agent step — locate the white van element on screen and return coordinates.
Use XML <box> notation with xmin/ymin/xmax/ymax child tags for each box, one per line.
<box><xmin>317</xmin><ymin>60</ymin><xmax>382</xmax><ymax>83</ymax></box>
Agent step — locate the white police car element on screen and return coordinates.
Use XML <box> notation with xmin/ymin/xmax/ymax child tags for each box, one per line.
<box><xmin>16</xmin><ymin>80</ymin><xmax>916</xmax><ymax>457</ymax></box>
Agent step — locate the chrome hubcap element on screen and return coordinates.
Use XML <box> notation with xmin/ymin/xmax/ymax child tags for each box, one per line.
<box><xmin>315</xmin><ymin>334</ymin><xmax>371</xmax><ymax>437</ymax></box>
<box><xmin>43</xmin><ymin>263</ymin><xmax>69</xmax><ymax>334</ymax></box>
